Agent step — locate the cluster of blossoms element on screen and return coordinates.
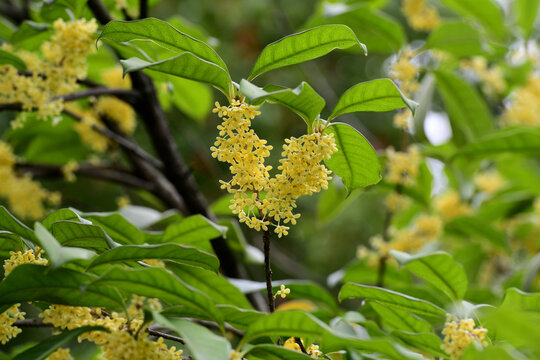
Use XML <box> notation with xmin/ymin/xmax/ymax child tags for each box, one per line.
<box><xmin>435</xmin><ymin>191</ymin><xmax>472</xmax><ymax>221</ymax></box>
<box><xmin>401</xmin><ymin>0</ymin><xmax>440</xmax><ymax>32</ymax></box>
<box><xmin>0</xmin><ymin>18</ymin><xmax>97</xmax><ymax>123</ymax></box>
<box><xmin>1</xmin><ymin>249</ymin><xmax>48</xmax><ymax>344</ymax></box>
<box><xmin>0</xmin><ymin>141</ymin><xmax>60</xmax><ymax>219</ymax></box>
<box><xmin>211</xmin><ymin>99</ymin><xmax>337</xmax><ymax>237</ymax></box>
<box><xmin>460</xmin><ymin>57</ymin><xmax>506</xmax><ymax>97</ymax></box>
<box><xmin>385</xmin><ymin>145</ymin><xmax>421</xmax><ymax>186</ymax></box>
<box><xmin>283</xmin><ymin>337</ymin><xmax>322</xmax><ymax>358</ymax></box>
<box><xmin>474</xmin><ymin>170</ymin><xmax>505</xmax><ymax>195</ymax></box>
<box><xmin>41</xmin><ymin>296</ymin><xmax>182</xmax><ymax>360</ymax></box>
<box><xmin>357</xmin><ymin>214</ymin><xmax>443</xmax><ymax>266</ymax></box>
<box><xmin>503</xmin><ymin>74</ymin><xmax>540</xmax><ymax>127</ymax></box>
<box><xmin>46</xmin><ymin>348</ymin><xmax>73</xmax><ymax>360</ymax></box>
<box><xmin>274</xmin><ymin>284</ymin><xmax>291</xmax><ymax>299</ymax></box>
<box><xmin>441</xmin><ymin>315</ymin><xmax>488</xmax><ymax>359</ymax></box>
<box><xmin>390</xmin><ymin>48</ymin><xmax>420</xmax><ymax>130</ymax></box>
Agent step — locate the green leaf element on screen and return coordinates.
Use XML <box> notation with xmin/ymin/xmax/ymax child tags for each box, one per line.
<box><xmin>500</xmin><ymin>288</ymin><xmax>540</xmax><ymax>312</ymax></box>
<box><xmin>0</xmin><ymin>264</ymin><xmax>124</xmax><ymax>310</ymax></box>
<box><xmin>153</xmin><ymin>312</ymin><xmax>231</xmax><ymax>360</ymax></box>
<box><xmin>166</xmin><ymin>262</ymin><xmax>252</xmax><ymax>309</ymax></box>
<box><xmin>87</xmin><ymin>243</ymin><xmax>219</xmax><ymax>272</ymax></box>
<box><xmin>162</xmin><ymin>214</ymin><xmax>227</xmax><ymax>253</ymax></box>
<box><xmin>99</xmin><ymin>18</ymin><xmax>228</xmax><ymax>70</ymax></box>
<box><xmin>215</xmin><ymin>305</ymin><xmax>266</xmax><ymax>330</ymax></box>
<box><xmin>248</xmin><ymin>24</ymin><xmax>366</xmax><ymax>80</ymax></box>
<box><xmin>514</xmin><ymin>0</ymin><xmax>540</xmax><ymax>38</ymax></box>
<box><xmin>434</xmin><ymin>71</ymin><xmax>493</xmax><ymax>143</ymax></box>
<box><xmin>12</xmin><ymin>326</ymin><xmax>108</xmax><ymax>360</ymax></box>
<box><xmin>425</xmin><ymin>21</ymin><xmax>486</xmax><ymax>57</ymax></box>
<box><xmin>452</xmin><ymin>126</ymin><xmax>540</xmax><ymax>159</ymax></box>
<box><xmin>392</xmin><ymin>331</ymin><xmax>447</xmax><ymax>359</ymax></box>
<box><xmin>329</xmin><ymin>79</ymin><xmax>417</xmax><ymax>121</ymax></box>
<box><xmin>83</xmin><ymin>212</ymin><xmax>145</xmax><ymax>245</ymax></box>
<box><xmin>304</xmin><ymin>4</ymin><xmax>405</xmax><ymax>54</ymax></box>
<box><xmin>34</xmin><ymin>223</ymin><xmax>95</xmax><ymax>269</ymax></box>
<box><xmin>50</xmin><ymin>221</ymin><xmax>112</xmax><ymax>250</ymax></box>
<box><xmin>240</xmin><ymin>79</ymin><xmax>325</xmax><ymax>125</ymax></box>
<box><xmin>370</xmin><ymin>303</ymin><xmax>432</xmax><ymax>333</ymax></box>
<box><xmin>444</xmin><ymin>215</ymin><xmax>507</xmax><ymax>248</ymax></box>
<box><xmin>0</xmin><ymin>18</ymin><xmax>16</xmax><ymax>40</ymax></box>
<box><xmin>161</xmin><ymin>76</ymin><xmax>213</xmax><ymax>122</ymax></box>
<box><xmin>439</xmin><ymin>0</ymin><xmax>506</xmax><ymax>39</ymax></box>
<box><xmin>0</xmin><ymin>231</ymin><xmax>24</xmax><ymax>254</ymax></box>
<box><xmin>339</xmin><ymin>283</ymin><xmax>445</xmax><ymax>317</ymax></box>
<box><xmin>93</xmin><ymin>266</ymin><xmax>223</xmax><ymax>325</ymax></box>
<box><xmin>121</xmin><ymin>54</ymin><xmax>232</xmax><ymax>97</ymax></box>
<box><xmin>0</xmin><ymin>49</ymin><xmax>26</xmax><ymax>71</ymax></box>
<box><xmin>42</xmin><ymin>208</ymin><xmax>86</xmax><ymax>229</ymax></box>
<box><xmin>0</xmin><ymin>206</ymin><xmax>36</xmax><ymax>242</ymax></box>
<box><xmin>245</xmin><ymin>344</ymin><xmax>313</xmax><ymax>360</ymax></box>
<box><xmin>462</xmin><ymin>345</ymin><xmax>518</xmax><ymax>360</ymax></box>
<box><xmin>10</xmin><ymin>21</ymin><xmax>52</xmax><ymax>49</ymax></box>
<box><xmin>324</xmin><ymin>123</ymin><xmax>381</xmax><ymax>193</ymax></box>
<box><xmin>391</xmin><ymin>251</ymin><xmax>468</xmax><ymax>301</ymax></box>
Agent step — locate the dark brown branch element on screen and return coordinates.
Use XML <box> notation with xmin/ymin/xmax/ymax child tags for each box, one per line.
<box><xmin>15</xmin><ymin>162</ymin><xmax>155</xmax><ymax>192</ymax></box>
<box><xmin>55</xmin><ymin>87</ymin><xmax>140</xmax><ymax>105</ymax></box>
<box><xmin>139</xmin><ymin>0</ymin><xmax>148</xmax><ymax>19</ymax></box>
<box><xmin>0</xmin><ymin>1</ymin><xmax>26</xmax><ymax>24</ymax></box>
<box><xmin>17</xmin><ymin>71</ymin><xmax>102</xmax><ymax>88</ymax></box>
<box><xmin>263</xmin><ymin>230</ymin><xmax>276</xmax><ymax>313</ymax></box>
<box><xmin>87</xmin><ymin>0</ymin><xmax>113</xmax><ymax>24</ymax></box>
<box><xmin>147</xmin><ymin>327</ymin><xmax>185</xmax><ymax>344</ymax></box>
<box><xmin>295</xmin><ymin>337</ymin><xmax>308</xmax><ymax>354</ymax></box>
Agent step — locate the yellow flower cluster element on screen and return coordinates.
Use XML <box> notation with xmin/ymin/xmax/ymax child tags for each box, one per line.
<box><xmin>503</xmin><ymin>75</ymin><xmax>540</xmax><ymax>126</ymax></box>
<box><xmin>274</xmin><ymin>284</ymin><xmax>290</xmax><ymax>299</ymax></box>
<box><xmin>0</xmin><ymin>141</ymin><xmax>60</xmax><ymax>219</ymax></box>
<box><xmin>94</xmin><ymin>96</ymin><xmax>136</xmax><ymax>134</ymax></box>
<box><xmin>435</xmin><ymin>191</ymin><xmax>471</xmax><ymax>220</ymax></box>
<box><xmin>211</xmin><ymin>100</ymin><xmax>337</xmax><ymax>237</ymax></box>
<box><xmin>62</xmin><ymin>160</ymin><xmax>79</xmax><ymax>183</ymax></box>
<box><xmin>385</xmin><ymin>145</ymin><xmax>421</xmax><ymax>186</ymax></box>
<box><xmin>390</xmin><ymin>48</ymin><xmax>419</xmax><ymax>96</ymax></box>
<box><xmin>474</xmin><ymin>171</ymin><xmax>505</xmax><ymax>194</ymax></box>
<box><xmin>0</xmin><ymin>18</ymin><xmax>97</xmax><ymax>122</ymax></box>
<box><xmin>393</xmin><ymin>108</ymin><xmax>412</xmax><ymax>131</ymax></box>
<box><xmin>385</xmin><ymin>192</ymin><xmax>411</xmax><ymax>213</ymax></box>
<box><xmin>40</xmin><ymin>296</ymin><xmax>181</xmax><ymax>360</ymax></box>
<box><xmin>441</xmin><ymin>315</ymin><xmax>488</xmax><ymax>360</ymax></box>
<box><xmin>402</xmin><ymin>0</ymin><xmax>440</xmax><ymax>32</ymax></box>
<box><xmin>283</xmin><ymin>338</ymin><xmax>322</xmax><ymax>358</ymax></box>
<box><xmin>460</xmin><ymin>57</ymin><xmax>506</xmax><ymax>97</ymax></box>
<box><xmin>46</xmin><ymin>348</ymin><xmax>73</xmax><ymax>360</ymax></box>
<box><xmin>1</xmin><ymin>249</ymin><xmax>48</xmax><ymax>344</ymax></box>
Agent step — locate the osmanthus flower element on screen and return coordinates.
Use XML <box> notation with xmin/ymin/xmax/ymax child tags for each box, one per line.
<box><xmin>474</xmin><ymin>170</ymin><xmax>505</xmax><ymax>195</ymax></box>
<box><xmin>503</xmin><ymin>74</ymin><xmax>540</xmax><ymax>127</ymax></box>
<box><xmin>46</xmin><ymin>348</ymin><xmax>73</xmax><ymax>360</ymax></box>
<box><xmin>460</xmin><ymin>57</ymin><xmax>506</xmax><ymax>97</ymax></box>
<box><xmin>401</xmin><ymin>0</ymin><xmax>440</xmax><ymax>32</ymax></box>
<box><xmin>1</xmin><ymin>249</ymin><xmax>48</xmax><ymax>344</ymax></box>
<box><xmin>283</xmin><ymin>337</ymin><xmax>322</xmax><ymax>358</ymax></box>
<box><xmin>211</xmin><ymin>99</ymin><xmax>337</xmax><ymax>237</ymax></box>
<box><xmin>385</xmin><ymin>145</ymin><xmax>422</xmax><ymax>186</ymax></box>
<box><xmin>435</xmin><ymin>190</ymin><xmax>472</xmax><ymax>221</ymax></box>
<box><xmin>441</xmin><ymin>314</ymin><xmax>488</xmax><ymax>360</ymax></box>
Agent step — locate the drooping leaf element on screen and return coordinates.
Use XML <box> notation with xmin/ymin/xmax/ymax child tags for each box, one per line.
<box><xmin>99</xmin><ymin>18</ymin><xmax>228</xmax><ymax>70</ymax></box>
<box><xmin>249</xmin><ymin>24</ymin><xmax>366</xmax><ymax>80</ymax></box>
<box><xmin>34</xmin><ymin>223</ymin><xmax>95</xmax><ymax>269</ymax></box>
<box><xmin>50</xmin><ymin>221</ymin><xmax>112</xmax><ymax>250</ymax></box>
<box><xmin>392</xmin><ymin>331</ymin><xmax>447</xmax><ymax>359</ymax></box>
<box><xmin>500</xmin><ymin>288</ymin><xmax>540</xmax><ymax>312</ymax></box>
<box><xmin>12</xmin><ymin>326</ymin><xmax>108</xmax><ymax>360</ymax></box>
<box><xmin>324</xmin><ymin>123</ymin><xmax>381</xmax><ymax>193</ymax></box>
<box><xmin>240</xmin><ymin>79</ymin><xmax>325</xmax><ymax>126</ymax></box>
<box><xmin>513</xmin><ymin>0</ymin><xmax>540</xmax><ymax>38</ymax></box>
<box><xmin>82</xmin><ymin>212</ymin><xmax>145</xmax><ymax>245</ymax></box>
<box><xmin>42</xmin><ymin>208</ymin><xmax>87</xmax><ymax>229</ymax></box>
<box><xmin>87</xmin><ymin>243</ymin><xmax>219</xmax><ymax>272</ymax></box>
<box><xmin>439</xmin><ymin>0</ymin><xmax>506</xmax><ymax>39</ymax></box>
<box><xmin>161</xmin><ymin>214</ymin><xmax>227</xmax><ymax>253</ymax></box>
<box><xmin>370</xmin><ymin>303</ymin><xmax>432</xmax><ymax>333</ymax></box>
<box><xmin>0</xmin><ymin>206</ymin><xmax>36</xmax><ymax>242</ymax></box>
<box><xmin>339</xmin><ymin>283</ymin><xmax>445</xmax><ymax>317</ymax></box>
<box><xmin>391</xmin><ymin>251</ymin><xmax>468</xmax><ymax>301</ymax></box>
<box><xmin>215</xmin><ymin>305</ymin><xmax>267</xmax><ymax>330</ymax></box>
<box><xmin>92</xmin><ymin>266</ymin><xmax>223</xmax><ymax>325</ymax></box>
<box><xmin>153</xmin><ymin>312</ymin><xmax>231</xmax><ymax>360</ymax></box>
<box><xmin>329</xmin><ymin>79</ymin><xmax>417</xmax><ymax>121</ymax></box>
<box><xmin>425</xmin><ymin>21</ymin><xmax>486</xmax><ymax>57</ymax></box>
<box><xmin>0</xmin><ymin>231</ymin><xmax>24</xmax><ymax>254</ymax></box>
<box><xmin>0</xmin><ymin>49</ymin><xmax>27</xmax><ymax>71</ymax></box>
<box><xmin>120</xmin><ymin>54</ymin><xmax>232</xmax><ymax>97</ymax></box>
<box><xmin>0</xmin><ymin>264</ymin><xmax>124</xmax><ymax>310</ymax></box>
<box><xmin>434</xmin><ymin>70</ymin><xmax>493</xmax><ymax>143</ymax></box>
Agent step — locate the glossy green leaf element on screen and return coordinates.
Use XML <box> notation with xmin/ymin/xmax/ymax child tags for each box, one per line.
<box><xmin>444</xmin><ymin>215</ymin><xmax>507</xmax><ymax>248</ymax></box>
<box><xmin>12</xmin><ymin>326</ymin><xmax>108</xmax><ymax>360</ymax></box>
<box><xmin>339</xmin><ymin>283</ymin><xmax>445</xmax><ymax>317</ymax></box>
<box><xmin>153</xmin><ymin>312</ymin><xmax>231</xmax><ymax>360</ymax></box>
<box><xmin>434</xmin><ymin>71</ymin><xmax>493</xmax><ymax>143</ymax></box>
<box><xmin>304</xmin><ymin>4</ymin><xmax>405</xmax><ymax>53</ymax></box>
<box><xmin>34</xmin><ymin>223</ymin><xmax>95</xmax><ymax>269</ymax></box>
<box><xmin>249</xmin><ymin>24</ymin><xmax>366</xmax><ymax>80</ymax></box>
<box><xmin>93</xmin><ymin>266</ymin><xmax>223</xmax><ymax>325</ymax></box>
<box><xmin>240</xmin><ymin>79</ymin><xmax>325</xmax><ymax>125</ymax></box>
<box><xmin>439</xmin><ymin>0</ymin><xmax>506</xmax><ymax>39</ymax></box>
<box><xmin>0</xmin><ymin>231</ymin><xmax>24</xmax><ymax>253</ymax></box>
<box><xmin>392</xmin><ymin>331</ymin><xmax>447</xmax><ymax>359</ymax></box>
<box><xmin>87</xmin><ymin>243</ymin><xmax>219</xmax><ymax>272</ymax></box>
<box><xmin>42</xmin><ymin>209</ymin><xmax>86</xmax><ymax>229</ymax></box>
<box><xmin>391</xmin><ymin>251</ymin><xmax>468</xmax><ymax>301</ymax></box>
<box><xmin>370</xmin><ymin>303</ymin><xmax>432</xmax><ymax>333</ymax></box>
<box><xmin>121</xmin><ymin>54</ymin><xmax>232</xmax><ymax>96</ymax></box>
<box><xmin>425</xmin><ymin>21</ymin><xmax>486</xmax><ymax>57</ymax></box>
<box><xmin>0</xmin><ymin>49</ymin><xmax>27</xmax><ymax>71</ymax></box>
<box><xmin>99</xmin><ymin>18</ymin><xmax>227</xmax><ymax>70</ymax></box>
<box><xmin>0</xmin><ymin>19</ymin><xmax>15</xmax><ymax>40</ymax></box>
<box><xmin>452</xmin><ymin>126</ymin><xmax>540</xmax><ymax>159</ymax></box>
<box><xmin>0</xmin><ymin>206</ymin><xmax>36</xmax><ymax>242</ymax></box>
<box><xmin>166</xmin><ymin>262</ymin><xmax>252</xmax><ymax>309</ymax></box>
<box><xmin>0</xmin><ymin>264</ymin><xmax>124</xmax><ymax>310</ymax></box>
<box><xmin>83</xmin><ymin>212</ymin><xmax>145</xmax><ymax>245</ymax></box>
<box><xmin>215</xmin><ymin>305</ymin><xmax>266</xmax><ymax>330</ymax></box>
<box><xmin>514</xmin><ymin>0</ymin><xmax>540</xmax><ymax>37</ymax></box>
<box><xmin>324</xmin><ymin>123</ymin><xmax>381</xmax><ymax>193</ymax></box>
<box><xmin>329</xmin><ymin>79</ymin><xmax>417</xmax><ymax>121</ymax></box>
<box><xmin>10</xmin><ymin>21</ymin><xmax>52</xmax><ymax>49</ymax></box>
<box><xmin>162</xmin><ymin>214</ymin><xmax>227</xmax><ymax>253</ymax></box>
<box><xmin>500</xmin><ymin>288</ymin><xmax>540</xmax><ymax>312</ymax></box>
<box><xmin>50</xmin><ymin>221</ymin><xmax>112</xmax><ymax>250</ymax></box>
<box><xmin>462</xmin><ymin>345</ymin><xmax>517</xmax><ymax>360</ymax></box>
<box><xmin>246</xmin><ymin>344</ymin><xmax>313</xmax><ymax>360</ymax></box>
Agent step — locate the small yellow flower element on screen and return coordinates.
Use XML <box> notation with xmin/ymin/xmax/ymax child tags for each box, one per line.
<box><xmin>441</xmin><ymin>314</ymin><xmax>488</xmax><ymax>360</ymax></box>
<box><xmin>275</xmin><ymin>284</ymin><xmax>291</xmax><ymax>299</ymax></box>
<box><xmin>435</xmin><ymin>191</ymin><xmax>472</xmax><ymax>220</ymax></box>
<box><xmin>402</xmin><ymin>0</ymin><xmax>440</xmax><ymax>32</ymax></box>
<box><xmin>62</xmin><ymin>160</ymin><xmax>79</xmax><ymax>183</ymax></box>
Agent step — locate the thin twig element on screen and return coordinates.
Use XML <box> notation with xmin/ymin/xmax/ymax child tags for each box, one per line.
<box><xmin>139</xmin><ymin>0</ymin><xmax>148</xmax><ymax>19</ymax></box>
<box><xmin>376</xmin><ymin>210</ymin><xmax>393</xmax><ymax>288</ymax></box>
<box><xmin>147</xmin><ymin>328</ymin><xmax>185</xmax><ymax>344</ymax></box>
<box><xmin>295</xmin><ymin>337</ymin><xmax>308</xmax><ymax>354</ymax></box>
<box><xmin>55</xmin><ymin>87</ymin><xmax>140</xmax><ymax>105</ymax></box>
<box><xmin>263</xmin><ymin>230</ymin><xmax>276</xmax><ymax>313</ymax></box>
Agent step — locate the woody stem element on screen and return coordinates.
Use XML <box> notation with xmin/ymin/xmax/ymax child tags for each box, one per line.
<box><xmin>263</xmin><ymin>230</ymin><xmax>275</xmax><ymax>313</ymax></box>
